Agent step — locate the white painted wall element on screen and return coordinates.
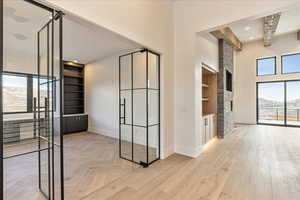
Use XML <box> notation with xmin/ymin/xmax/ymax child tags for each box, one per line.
<box><xmin>85</xmin><ymin>52</ymin><xmax>160</xmax><ymax>149</ymax></box>
<box><xmin>85</xmin><ymin>55</ymin><xmax>119</xmax><ymax>137</ymax></box>
<box><xmin>194</xmin><ymin>34</ymin><xmax>219</xmax><ymax>151</ymax></box>
<box><xmin>234</xmin><ymin>32</ymin><xmax>300</xmax><ymax>124</ymax></box>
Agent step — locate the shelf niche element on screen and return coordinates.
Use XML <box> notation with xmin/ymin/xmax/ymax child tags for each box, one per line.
<box><xmin>63</xmin><ymin>61</ymin><xmax>85</xmax><ymax>115</ymax></box>
<box><xmin>202</xmin><ymin>65</ymin><xmax>217</xmax><ymax>116</ymax></box>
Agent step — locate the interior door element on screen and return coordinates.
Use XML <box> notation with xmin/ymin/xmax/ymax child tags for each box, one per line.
<box><xmin>37</xmin><ymin>12</ymin><xmax>64</xmax><ymax>200</ymax></box>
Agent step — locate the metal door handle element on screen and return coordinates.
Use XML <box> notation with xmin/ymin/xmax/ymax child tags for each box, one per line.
<box><xmin>123</xmin><ymin>98</ymin><xmax>126</xmax><ymax>124</ymax></box>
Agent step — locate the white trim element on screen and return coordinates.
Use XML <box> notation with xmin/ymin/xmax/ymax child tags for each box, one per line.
<box><xmin>175</xmin><ymin>144</ymin><xmax>203</xmax><ymax>158</ymax></box>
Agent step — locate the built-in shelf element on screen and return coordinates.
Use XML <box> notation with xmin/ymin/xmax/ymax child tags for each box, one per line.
<box><xmin>202</xmin><ymin>65</ymin><xmax>217</xmax><ymax>116</ymax></box>
<box><xmin>63</xmin><ymin>61</ymin><xmax>85</xmax><ymax>115</ymax></box>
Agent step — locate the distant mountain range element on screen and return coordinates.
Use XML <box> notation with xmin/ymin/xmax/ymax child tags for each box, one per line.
<box><xmin>259</xmin><ymin>98</ymin><xmax>300</xmax><ymax>108</ymax></box>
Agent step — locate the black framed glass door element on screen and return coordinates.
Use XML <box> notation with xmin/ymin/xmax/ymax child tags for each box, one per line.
<box><xmin>1</xmin><ymin>0</ymin><xmax>64</xmax><ymax>199</ymax></box>
<box><xmin>37</xmin><ymin>12</ymin><xmax>64</xmax><ymax>200</ymax></box>
<box><xmin>119</xmin><ymin>49</ymin><xmax>160</xmax><ymax>167</ymax></box>
<box><xmin>257</xmin><ymin>80</ymin><xmax>300</xmax><ymax>127</ymax></box>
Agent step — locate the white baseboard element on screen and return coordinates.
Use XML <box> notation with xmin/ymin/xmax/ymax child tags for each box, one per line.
<box><xmin>88</xmin><ymin>127</ymin><xmax>118</xmax><ymax>139</ymax></box>
<box><xmin>175</xmin><ymin>144</ymin><xmax>203</xmax><ymax>158</ymax></box>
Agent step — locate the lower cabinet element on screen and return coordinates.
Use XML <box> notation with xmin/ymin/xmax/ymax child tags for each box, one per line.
<box><xmin>202</xmin><ymin>114</ymin><xmax>216</xmax><ymax>145</ymax></box>
<box><xmin>63</xmin><ymin>114</ymin><xmax>88</xmax><ymax>134</ymax></box>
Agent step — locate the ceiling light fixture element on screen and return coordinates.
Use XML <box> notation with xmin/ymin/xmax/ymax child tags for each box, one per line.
<box><xmin>249</xmin><ymin>36</ymin><xmax>254</xmax><ymax>40</ymax></box>
<box><xmin>245</xmin><ymin>26</ymin><xmax>251</xmax><ymax>31</ymax></box>
<box><xmin>73</xmin><ymin>60</ymin><xmax>78</xmax><ymax>63</ymax></box>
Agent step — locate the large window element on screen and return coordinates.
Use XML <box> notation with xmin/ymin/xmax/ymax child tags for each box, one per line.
<box><xmin>282</xmin><ymin>53</ymin><xmax>300</xmax><ymax>74</ymax></box>
<box><xmin>257</xmin><ymin>80</ymin><xmax>300</xmax><ymax>127</ymax></box>
<box><xmin>256</xmin><ymin>57</ymin><xmax>276</xmax><ymax>76</ymax></box>
<box><xmin>3</xmin><ymin>72</ymin><xmax>55</xmax><ymax>114</ymax></box>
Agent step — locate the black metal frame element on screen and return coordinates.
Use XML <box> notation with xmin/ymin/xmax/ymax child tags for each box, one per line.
<box><xmin>281</xmin><ymin>53</ymin><xmax>300</xmax><ymax>75</ymax></box>
<box><xmin>256</xmin><ymin>56</ymin><xmax>277</xmax><ymax>76</ymax></box>
<box><xmin>1</xmin><ymin>1</ymin><xmax>3</xmax><ymax>199</ymax></box>
<box><xmin>119</xmin><ymin>49</ymin><xmax>161</xmax><ymax>167</ymax></box>
<box><xmin>256</xmin><ymin>79</ymin><xmax>300</xmax><ymax>128</ymax></box>
<box><xmin>1</xmin><ymin>1</ymin><xmax>64</xmax><ymax>199</ymax></box>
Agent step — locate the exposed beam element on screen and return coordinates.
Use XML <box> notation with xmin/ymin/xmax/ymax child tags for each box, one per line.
<box><xmin>210</xmin><ymin>27</ymin><xmax>242</xmax><ymax>51</ymax></box>
<box><xmin>263</xmin><ymin>13</ymin><xmax>281</xmax><ymax>47</ymax></box>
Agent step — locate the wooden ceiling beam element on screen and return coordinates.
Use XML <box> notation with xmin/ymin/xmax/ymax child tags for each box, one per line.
<box><xmin>210</xmin><ymin>27</ymin><xmax>242</xmax><ymax>51</ymax></box>
<box><xmin>263</xmin><ymin>13</ymin><xmax>281</xmax><ymax>47</ymax></box>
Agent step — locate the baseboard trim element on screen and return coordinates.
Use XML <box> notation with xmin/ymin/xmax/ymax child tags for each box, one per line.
<box><xmin>175</xmin><ymin>144</ymin><xmax>203</xmax><ymax>158</ymax></box>
<box><xmin>88</xmin><ymin>127</ymin><xmax>118</xmax><ymax>139</ymax></box>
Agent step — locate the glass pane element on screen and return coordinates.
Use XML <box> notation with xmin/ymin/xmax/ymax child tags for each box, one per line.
<box><xmin>148</xmin><ymin>90</ymin><xmax>159</xmax><ymax>126</ymax></box>
<box><xmin>258</xmin><ymin>82</ymin><xmax>284</xmax><ymax>125</ymax></box>
<box><xmin>121</xmin><ymin>90</ymin><xmax>132</xmax><ymax>125</ymax></box>
<box><xmin>257</xmin><ymin>57</ymin><xmax>276</xmax><ymax>76</ymax></box>
<box><xmin>133</xmin><ymin>90</ymin><xmax>146</xmax><ymax>127</ymax></box>
<box><xmin>148</xmin><ymin>125</ymin><xmax>159</xmax><ymax>163</ymax></box>
<box><xmin>120</xmin><ymin>90</ymin><xmax>132</xmax><ymax>160</ymax></box>
<box><xmin>286</xmin><ymin>81</ymin><xmax>300</xmax><ymax>126</ymax></box>
<box><xmin>282</xmin><ymin>54</ymin><xmax>300</xmax><ymax>74</ymax></box>
<box><xmin>120</xmin><ymin>125</ymin><xmax>132</xmax><ymax>160</ymax></box>
<box><xmin>148</xmin><ymin>52</ymin><xmax>159</xmax><ymax>89</ymax></box>
<box><xmin>4</xmin><ymin>154</ymin><xmax>41</xmax><ymax>200</ymax></box>
<box><xmin>53</xmin><ymin>16</ymin><xmax>63</xmax><ymax>200</ymax></box>
<box><xmin>133</xmin><ymin>51</ymin><xmax>146</xmax><ymax>89</ymax></box>
<box><xmin>133</xmin><ymin>126</ymin><xmax>147</xmax><ymax>164</ymax></box>
<box><xmin>3</xmin><ymin>75</ymin><xmax>27</xmax><ymax>113</ymax></box>
<box><xmin>120</xmin><ymin>55</ymin><xmax>131</xmax><ymax>90</ymax></box>
<box><xmin>38</xmin><ymin>25</ymin><xmax>51</xmax><ymax>198</ymax></box>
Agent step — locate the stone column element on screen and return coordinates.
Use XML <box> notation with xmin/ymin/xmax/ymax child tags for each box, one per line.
<box><xmin>217</xmin><ymin>39</ymin><xmax>234</xmax><ymax>138</ymax></box>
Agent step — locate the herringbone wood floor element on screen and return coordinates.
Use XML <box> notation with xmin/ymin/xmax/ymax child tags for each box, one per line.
<box><xmin>4</xmin><ymin>125</ymin><xmax>300</xmax><ymax>200</ymax></box>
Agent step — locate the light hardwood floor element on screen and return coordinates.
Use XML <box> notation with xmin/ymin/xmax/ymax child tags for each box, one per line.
<box><xmin>4</xmin><ymin>125</ymin><xmax>300</xmax><ymax>200</ymax></box>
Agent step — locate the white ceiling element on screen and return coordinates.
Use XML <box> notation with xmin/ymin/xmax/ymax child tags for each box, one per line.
<box><xmin>229</xmin><ymin>5</ymin><xmax>300</xmax><ymax>43</ymax></box>
<box><xmin>4</xmin><ymin>0</ymin><xmax>141</xmax><ymax>65</ymax></box>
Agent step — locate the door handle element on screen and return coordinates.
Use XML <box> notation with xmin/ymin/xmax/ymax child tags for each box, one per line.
<box><xmin>120</xmin><ymin>98</ymin><xmax>126</xmax><ymax>124</ymax></box>
<box><xmin>123</xmin><ymin>98</ymin><xmax>126</xmax><ymax>124</ymax></box>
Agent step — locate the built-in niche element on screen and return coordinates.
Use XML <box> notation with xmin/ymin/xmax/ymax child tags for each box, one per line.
<box><xmin>202</xmin><ymin>64</ymin><xmax>217</xmax><ymax>145</ymax></box>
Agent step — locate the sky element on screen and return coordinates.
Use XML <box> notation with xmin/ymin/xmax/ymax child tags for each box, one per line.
<box><xmin>259</xmin><ymin>81</ymin><xmax>300</xmax><ymax>102</ymax></box>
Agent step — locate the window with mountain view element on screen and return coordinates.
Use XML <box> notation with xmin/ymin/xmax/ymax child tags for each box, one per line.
<box><xmin>257</xmin><ymin>82</ymin><xmax>284</xmax><ymax>125</ymax></box>
<box><xmin>3</xmin><ymin>72</ymin><xmax>54</xmax><ymax>114</ymax></box>
<box><xmin>257</xmin><ymin>81</ymin><xmax>300</xmax><ymax>126</ymax></box>
<box><xmin>282</xmin><ymin>53</ymin><xmax>300</xmax><ymax>74</ymax></box>
<box><xmin>256</xmin><ymin>57</ymin><xmax>276</xmax><ymax>76</ymax></box>
<box><xmin>3</xmin><ymin>74</ymin><xmax>28</xmax><ymax>113</ymax></box>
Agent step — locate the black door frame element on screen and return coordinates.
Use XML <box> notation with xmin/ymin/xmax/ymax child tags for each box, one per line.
<box><xmin>119</xmin><ymin>49</ymin><xmax>161</xmax><ymax>168</ymax></box>
<box><xmin>1</xmin><ymin>1</ymin><xmax>64</xmax><ymax>199</ymax></box>
<box><xmin>256</xmin><ymin>79</ymin><xmax>300</xmax><ymax>127</ymax></box>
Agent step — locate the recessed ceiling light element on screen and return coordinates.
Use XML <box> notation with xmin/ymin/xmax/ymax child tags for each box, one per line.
<box><xmin>13</xmin><ymin>33</ymin><xmax>28</xmax><ymax>40</ymax></box>
<box><xmin>49</xmin><ymin>16</ymin><xmax>53</xmax><ymax>19</ymax></box>
<box><xmin>12</xmin><ymin>15</ymin><xmax>29</xmax><ymax>23</ymax></box>
<box><xmin>73</xmin><ymin>60</ymin><xmax>78</xmax><ymax>63</ymax></box>
<box><xmin>245</xmin><ymin>26</ymin><xmax>251</xmax><ymax>31</ymax></box>
<box><xmin>249</xmin><ymin>36</ymin><xmax>254</xmax><ymax>40</ymax></box>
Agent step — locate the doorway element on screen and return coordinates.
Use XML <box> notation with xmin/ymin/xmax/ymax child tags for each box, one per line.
<box><xmin>257</xmin><ymin>80</ymin><xmax>300</xmax><ymax>127</ymax></box>
<box><xmin>119</xmin><ymin>49</ymin><xmax>160</xmax><ymax>167</ymax></box>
